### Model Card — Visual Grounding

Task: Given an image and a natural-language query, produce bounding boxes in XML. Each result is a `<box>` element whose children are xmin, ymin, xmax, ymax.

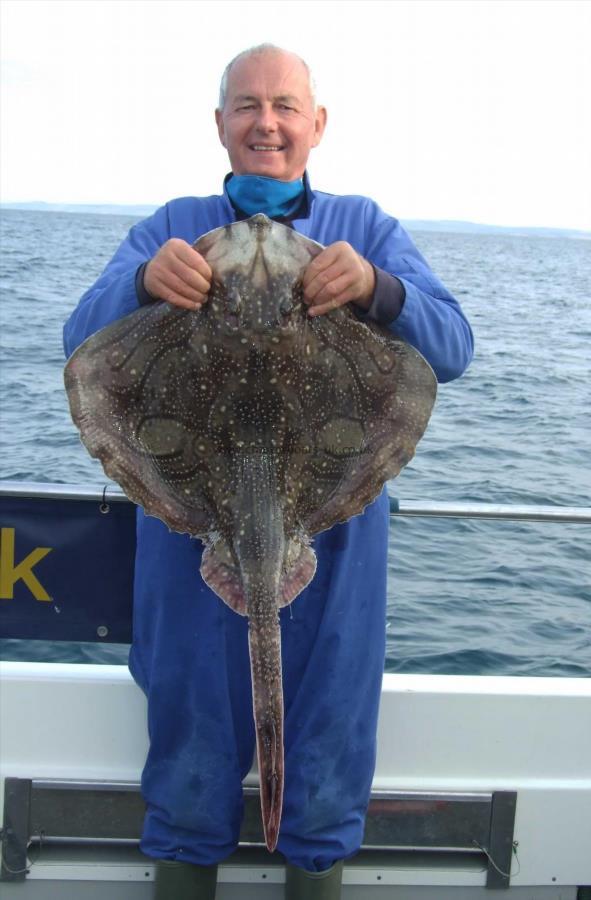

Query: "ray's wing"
<box><xmin>64</xmin><ymin>302</ymin><xmax>216</xmax><ymax>537</ymax></box>
<box><xmin>289</xmin><ymin>310</ymin><xmax>437</xmax><ymax>535</ymax></box>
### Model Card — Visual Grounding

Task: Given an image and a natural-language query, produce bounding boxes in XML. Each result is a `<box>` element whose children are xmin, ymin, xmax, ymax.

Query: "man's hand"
<box><xmin>144</xmin><ymin>239</ymin><xmax>212</xmax><ymax>310</ymax></box>
<box><xmin>302</xmin><ymin>241</ymin><xmax>375</xmax><ymax>316</ymax></box>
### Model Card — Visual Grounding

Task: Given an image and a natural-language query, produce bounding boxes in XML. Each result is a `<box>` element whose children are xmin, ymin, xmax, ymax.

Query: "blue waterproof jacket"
<box><xmin>63</xmin><ymin>178</ymin><xmax>473</xmax><ymax>871</ymax></box>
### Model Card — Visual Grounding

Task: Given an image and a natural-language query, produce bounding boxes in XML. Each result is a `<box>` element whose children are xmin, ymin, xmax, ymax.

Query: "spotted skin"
<box><xmin>64</xmin><ymin>214</ymin><xmax>437</xmax><ymax>851</ymax></box>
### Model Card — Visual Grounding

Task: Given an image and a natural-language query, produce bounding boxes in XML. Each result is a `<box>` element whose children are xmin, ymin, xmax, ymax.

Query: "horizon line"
<box><xmin>0</xmin><ymin>201</ymin><xmax>589</xmax><ymax>236</ymax></box>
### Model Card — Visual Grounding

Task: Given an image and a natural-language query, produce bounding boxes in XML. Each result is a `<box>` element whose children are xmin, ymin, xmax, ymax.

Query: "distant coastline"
<box><xmin>1</xmin><ymin>201</ymin><xmax>589</xmax><ymax>240</ymax></box>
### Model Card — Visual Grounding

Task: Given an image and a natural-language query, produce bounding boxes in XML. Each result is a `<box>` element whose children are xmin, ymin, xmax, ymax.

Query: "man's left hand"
<box><xmin>302</xmin><ymin>242</ymin><xmax>375</xmax><ymax>316</ymax></box>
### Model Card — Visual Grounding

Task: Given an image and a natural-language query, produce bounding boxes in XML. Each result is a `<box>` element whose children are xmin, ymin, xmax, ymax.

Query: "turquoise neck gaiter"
<box><xmin>226</xmin><ymin>174</ymin><xmax>305</xmax><ymax>218</ymax></box>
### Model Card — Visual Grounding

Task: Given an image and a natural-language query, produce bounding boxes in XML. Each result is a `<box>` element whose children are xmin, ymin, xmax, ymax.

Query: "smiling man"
<box><xmin>64</xmin><ymin>44</ymin><xmax>473</xmax><ymax>900</ymax></box>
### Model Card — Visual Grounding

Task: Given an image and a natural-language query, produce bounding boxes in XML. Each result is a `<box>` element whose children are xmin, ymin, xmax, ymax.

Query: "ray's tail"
<box><xmin>248</xmin><ymin>610</ymin><xmax>284</xmax><ymax>852</ymax></box>
<box><xmin>233</xmin><ymin>449</ymin><xmax>286</xmax><ymax>851</ymax></box>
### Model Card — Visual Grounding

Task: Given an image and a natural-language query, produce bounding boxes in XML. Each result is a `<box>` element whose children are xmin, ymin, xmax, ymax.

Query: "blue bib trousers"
<box><xmin>129</xmin><ymin>490</ymin><xmax>389</xmax><ymax>871</ymax></box>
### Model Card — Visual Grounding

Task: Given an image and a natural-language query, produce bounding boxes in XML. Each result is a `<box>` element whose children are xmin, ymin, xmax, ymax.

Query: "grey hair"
<box><xmin>217</xmin><ymin>43</ymin><xmax>317</xmax><ymax>110</ymax></box>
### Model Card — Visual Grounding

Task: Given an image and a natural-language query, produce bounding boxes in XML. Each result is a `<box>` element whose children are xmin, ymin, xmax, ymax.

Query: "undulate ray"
<box><xmin>64</xmin><ymin>214</ymin><xmax>437</xmax><ymax>850</ymax></box>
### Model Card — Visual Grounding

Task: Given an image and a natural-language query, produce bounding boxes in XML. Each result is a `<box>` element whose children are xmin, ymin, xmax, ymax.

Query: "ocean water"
<box><xmin>0</xmin><ymin>208</ymin><xmax>589</xmax><ymax>675</ymax></box>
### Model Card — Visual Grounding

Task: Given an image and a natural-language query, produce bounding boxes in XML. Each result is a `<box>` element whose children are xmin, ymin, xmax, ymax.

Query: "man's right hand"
<box><xmin>144</xmin><ymin>239</ymin><xmax>212</xmax><ymax>310</ymax></box>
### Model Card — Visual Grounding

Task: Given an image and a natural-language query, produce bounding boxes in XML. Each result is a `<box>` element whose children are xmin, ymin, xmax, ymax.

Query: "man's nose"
<box><xmin>255</xmin><ymin>104</ymin><xmax>278</xmax><ymax>131</ymax></box>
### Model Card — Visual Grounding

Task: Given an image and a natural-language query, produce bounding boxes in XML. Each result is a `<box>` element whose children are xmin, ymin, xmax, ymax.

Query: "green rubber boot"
<box><xmin>154</xmin><ymin>859</ymin><xmax>218</xmax><ymax>899</ymax></box>
<box><xmin>285</xmin><ymin>860</ymin><xmax>344</xmax><ymax>899</ymax></box>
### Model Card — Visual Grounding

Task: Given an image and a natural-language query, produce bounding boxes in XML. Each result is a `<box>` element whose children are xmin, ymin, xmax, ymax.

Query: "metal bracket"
<box><xmin>1</xmin><ymin>779</ymin><xmax>31</xmax><ymax>881</ymax></box>
<box><xmin>485</xmin><ymin>790</ymin><xmax>518</xmax><ymax>889</ymax></box>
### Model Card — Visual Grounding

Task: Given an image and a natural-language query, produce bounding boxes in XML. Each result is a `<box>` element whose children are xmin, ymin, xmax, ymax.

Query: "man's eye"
<box><xmin>237</xmin><ymin>104</ymin><xmax>255</xmax><ymax>111</ymax></box>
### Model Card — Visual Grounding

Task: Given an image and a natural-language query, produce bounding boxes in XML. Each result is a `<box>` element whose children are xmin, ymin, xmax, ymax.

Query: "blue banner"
<box><xmin>0</xmin><ymin>494</ymin><xmax>135</xmax><ymax>643</ymax></box>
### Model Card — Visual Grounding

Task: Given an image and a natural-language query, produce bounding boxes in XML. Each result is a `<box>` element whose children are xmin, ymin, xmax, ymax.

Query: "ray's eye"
<box><xmin>227</xmin><ymin>287</ymin><xmax>242</xmax><ymax>315</ymax></box>
<box><xmin>280</xmin><ymin>295</ymin><xmax>296</xmax><ymax>316</ymax></box>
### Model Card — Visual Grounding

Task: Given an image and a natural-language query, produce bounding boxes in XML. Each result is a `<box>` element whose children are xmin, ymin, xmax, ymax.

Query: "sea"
<box><xmin>0</xmin><ymin>208</ymin><xmax>589</xmax><ymax>676</ymax></box>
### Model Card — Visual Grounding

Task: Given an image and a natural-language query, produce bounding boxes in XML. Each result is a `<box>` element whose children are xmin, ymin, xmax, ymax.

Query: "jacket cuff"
<box><xmin>135</xmin><ymin>262</ymin><xmax>156</xmax><ymax>306</ymax></box>
<box><xmin>354</xmin><ymin>265</ymin><xmax>406</xmax><ymax>325</ymax></box>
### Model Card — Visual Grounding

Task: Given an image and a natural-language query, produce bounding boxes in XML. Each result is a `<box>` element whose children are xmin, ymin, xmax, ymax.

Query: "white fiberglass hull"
<box><xmin>1</xmin><ymin>661</ymin><xmax>590</xmax><ymax>898</ymax></box>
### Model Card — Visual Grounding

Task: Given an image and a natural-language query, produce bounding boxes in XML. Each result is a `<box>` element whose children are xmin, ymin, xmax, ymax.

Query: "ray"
<box><xmin>64</xmin><ymin>214</ymin><xmax>437</xmax><ymax>850</ymax></box>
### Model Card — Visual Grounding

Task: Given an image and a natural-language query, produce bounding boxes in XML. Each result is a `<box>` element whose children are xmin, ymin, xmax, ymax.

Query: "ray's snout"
<box><xmin>248</xmin><ymin>212</ymin><xmax>274</xmax><ymax>240</ymax></box>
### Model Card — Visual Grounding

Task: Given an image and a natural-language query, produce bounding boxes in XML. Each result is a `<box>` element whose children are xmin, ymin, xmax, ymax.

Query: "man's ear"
<box><xmin>215</xmin><ymin>109</ymin><xmax>226</xmax><ymax>147</ymax></box>
<box><xmin>312</xmin><ymin>106</ymin><xmax>328</xmax><ymax>148</ymax></box>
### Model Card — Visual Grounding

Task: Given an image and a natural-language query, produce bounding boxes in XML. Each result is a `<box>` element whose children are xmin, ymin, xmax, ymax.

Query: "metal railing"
<box><xmin>1</xmin><ymin>480</ymin><xmax>590</xmax><ymax>524</ymax></box>
<box><xmin>388</xmin><ymin>498</ymin><xmax>591</xmax><ymax>523</ymax></box>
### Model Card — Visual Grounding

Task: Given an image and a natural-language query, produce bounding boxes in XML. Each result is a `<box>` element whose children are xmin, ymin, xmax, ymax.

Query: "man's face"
<box><xmin>215</xmin><ymin>51</ymin><xmax>327</xmax><ymax>182</ymax></box>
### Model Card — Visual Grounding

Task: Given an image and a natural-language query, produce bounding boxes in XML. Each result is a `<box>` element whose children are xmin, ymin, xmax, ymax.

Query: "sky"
<box><xmin>1</xmin><ymin>0</ymin><xmax>590</xmax><ymax>230</ymax></box>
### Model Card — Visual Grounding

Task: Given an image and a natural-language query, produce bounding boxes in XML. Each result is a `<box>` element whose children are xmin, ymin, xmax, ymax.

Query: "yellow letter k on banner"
<box><xmin>0</xmin><ymin>527</ymin><xmax>53</xmax><ymax>601</ymax></box>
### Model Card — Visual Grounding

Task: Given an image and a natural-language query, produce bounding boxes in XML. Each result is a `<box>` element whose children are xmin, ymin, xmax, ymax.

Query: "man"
<box><xmin>64</xmin><ymin>44</ymin><xmax>473</xmax><ymax>900</ymax></box>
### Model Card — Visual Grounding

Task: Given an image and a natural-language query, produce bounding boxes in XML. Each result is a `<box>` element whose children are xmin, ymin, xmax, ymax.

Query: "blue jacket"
<box><xmin>63</xmin><ymin>180</ymin><xmax>474</xmax><ymax>869</ymax></box>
